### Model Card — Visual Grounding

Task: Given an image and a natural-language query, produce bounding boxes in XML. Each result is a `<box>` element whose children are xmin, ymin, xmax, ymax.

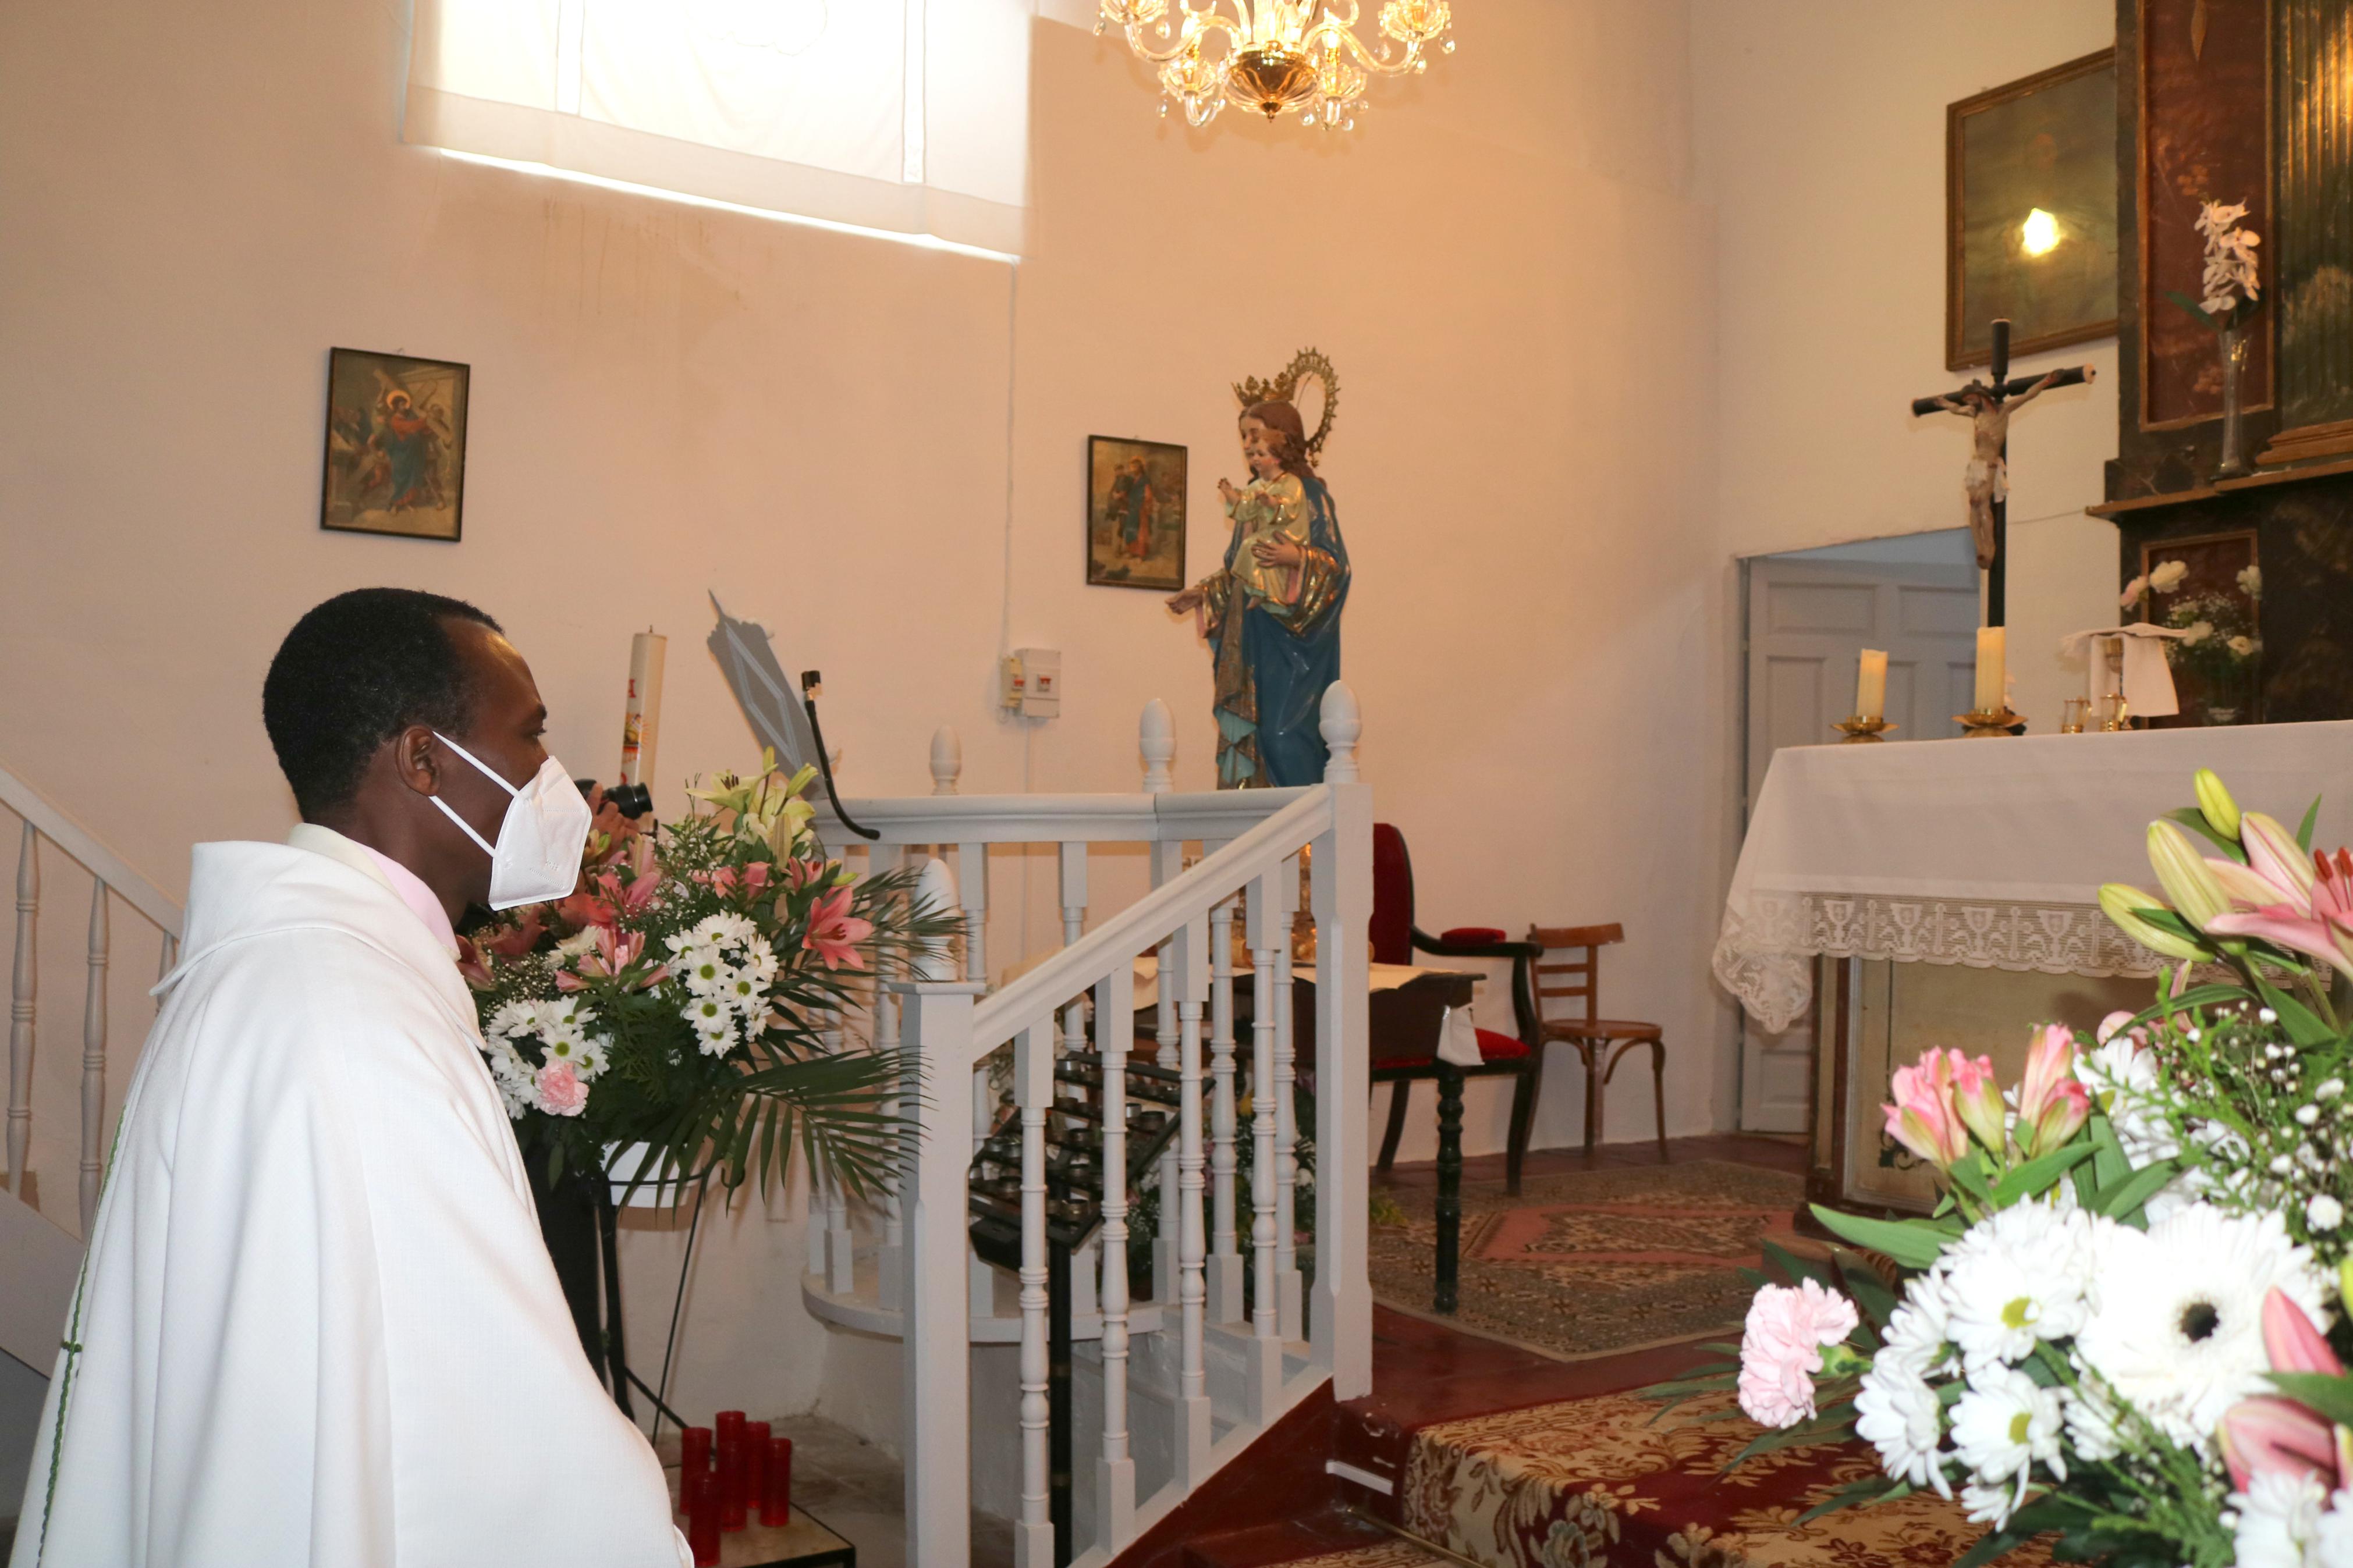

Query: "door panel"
<box><xmin>1737</xmin><ymin>550</ymin><xmax>1981</xmax><ymax>1133</ymax></box>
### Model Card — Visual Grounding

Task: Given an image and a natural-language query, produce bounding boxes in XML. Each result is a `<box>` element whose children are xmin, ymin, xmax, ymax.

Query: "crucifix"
<box><xmin>1910</xmin><ymin>318</ymin><xmax>2096</xmax><ymax>627</ymax></box>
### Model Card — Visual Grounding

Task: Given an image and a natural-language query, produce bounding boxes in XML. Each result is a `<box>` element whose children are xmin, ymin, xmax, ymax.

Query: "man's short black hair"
<box><xmin>262</xmin><ymin>588</ymin><xmax>503</xmax><ymax>820</ymax></box>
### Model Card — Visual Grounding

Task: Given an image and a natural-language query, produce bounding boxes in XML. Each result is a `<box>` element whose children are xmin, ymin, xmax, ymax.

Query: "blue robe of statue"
<box><xmin>1201</xmin><ymin>471</ymin><xmax>1350</xmax><ymax>788</ymax></box>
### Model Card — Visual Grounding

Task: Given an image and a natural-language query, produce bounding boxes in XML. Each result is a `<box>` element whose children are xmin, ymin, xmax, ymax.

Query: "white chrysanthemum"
<box><xmin>2312</xmin><ymin>1490</ymin><xmax>2353</xmax><ymax>1567</ymax></box>
<box><xmin>571</xmin><ymin>1034</ymin><xmax>610</xmax><ymax>1081</ymax></box>
<box><xmin>555</xmin><ymin>926</ymin><xmax>602</xmax><ymax>959</ymax></box>
<box><xmin>673</xmin><ymin>943</ymin><xmax>733</xmax><ymax>997</ymax></box>
<box><xmin>1878</xmin><ymin>1293</ymin><xmax>1958</xmax><ymax>1380</ymax></box>
<box><xmin>689</xmin><ymin>912</ymin><xmax>761</xmax><ymax>952</ymax></box>
<box><xmin>1854</xmin><ymin>1360</ymin><xmax>1950</xmax><ymax>1497</ymax></box>
<box><xmin>1938</xmin><ymin>1203</ymin><xmax>2095</xmax><ymax>1373</ymax></box>
<box><xmin>535</xmin><ymin>995</ymin><xmax>592</xmax><ymax>1040</ymax></box>
<box><xmin>1959</xmin><ymin>1478</ymin><xmax>2022</xmax><ymax>1530</ymax></box>
<box><xmin>477</xmin><ymin>1035</ymin><xmax>537</xmax><ymax>1118</ymax></box>
<box><xmin>2074</xmin><ymin>1205</ymin><xmax>2331</xmax><ymax>1448</ymax></box>
<box><xmin>1951</xmin><ymin>1366</ymin><xmax>2065</xmax><ymax>1495</ymax></box>
<box><xmin>487</xmin><ymin>999</ymin><xmax>540</xmax><ymax>1041</ymax></box>
<box><xmin>2060</xmin><ymin>1373</ymin><xmax>2124</xmax><ymax>1463</ymax></box>
<box><xmin>2231</xmin><ymin>1470</ymin><xmax>2327</xmax><ymax>1568</ymax></box>
<box><xmin>2075</xmin><ymin>1034</ymin><xmax>2179</xmax><ymax>1166</ymax></box>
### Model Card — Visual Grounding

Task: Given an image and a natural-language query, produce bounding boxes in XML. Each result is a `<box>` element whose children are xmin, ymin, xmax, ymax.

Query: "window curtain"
<box><xmin>405</xmin><ymin>0</ymin><xmax>1030</xmax><ymax>257</ymax></box>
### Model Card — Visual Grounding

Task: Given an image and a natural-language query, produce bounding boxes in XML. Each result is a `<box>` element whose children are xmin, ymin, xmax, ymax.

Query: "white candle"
<box><xmin>1855</xmin><ymin>649</ymin><xmax>1888</xmax><ymax>721</ymax></box>
<box><xmin>1974</xmin><ymin>626</ymin><xmax>2006</xmax><ymax>714</ymax></box>
<box><xmin>620</xmin><ymin>630</ymin><xmax>667</xmax><ymax>787</ymax></box>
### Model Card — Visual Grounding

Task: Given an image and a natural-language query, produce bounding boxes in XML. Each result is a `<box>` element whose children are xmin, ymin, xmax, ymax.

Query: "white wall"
<box><xmin>2</xmin><ymin>1</ymin><xmax>1724</xmax><ymax>1434</ymax></box>
<box><xmin>1693</xmin><ymin>0</ymin><xmax>2123</xmax><ymax>740</ymax></box>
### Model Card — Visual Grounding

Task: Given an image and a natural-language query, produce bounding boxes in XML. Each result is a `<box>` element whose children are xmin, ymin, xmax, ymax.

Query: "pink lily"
<box><xmin>455</xmin><ymin>934</ymin><xmax>496</xmax><ymax>991</ymax></box>
<box><xmin>2265</xmin><ymin>1286</ymin><xmax>2344</xmax><ymax>1377</ymax></box>
<box><xmin>801</xmin><ymin>884</ymin><xmax>874</xmax><ymax>972</ymax></box>
<box><xmin>2221</xmin><ymin>1396</ymin><xmax>2344</xmax><ymax>1491</ymax></box>
<box><xmin>1948</xmin><ymin>1052</ymin><xmax>2007</xmax><ymax>1154</ymax></box>
<box><xmin>558</xmin><ymin>926</ymin><xmax>660</xmax><ymax>992</ymax></box>
<box><xmin>2221</xmin><ymin>1288</ymin><xmax>2353</xmax><ymax>1491</ymax></box>
<box><xmin>786</xmin><ymin>855</ymin><xmax>836</xmax><ymax>893</ymax></box>
<box><xmin>2205</xmin><ymin>843</ymin><xmax>2353</xmax><ymax>982</ymax></box>
<box><xmin>1883</xmin><ymin>1048</ymin><xmax>1969</xmax><ymax>1169</ymax></box>
<box><xmin>2017</xmin><ymin>1023</ymin><xmax>2091</xmax><ymax>1157</ymax></box>
<box><xmin>481</xmin><ymin>909</ymin><xmax>546</xmax><ymax>958</ymax></box>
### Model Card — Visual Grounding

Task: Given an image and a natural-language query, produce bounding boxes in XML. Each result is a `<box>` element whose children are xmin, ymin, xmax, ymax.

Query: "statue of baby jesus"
<box><xmin>1218</xmin><ymin>427</ymin><xmax>1310</xmax><ymax>607</ymax></box>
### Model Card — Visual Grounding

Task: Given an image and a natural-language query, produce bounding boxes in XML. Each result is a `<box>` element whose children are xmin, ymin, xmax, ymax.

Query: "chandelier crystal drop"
<box><xmin>1095</xmin><ymin>1</ymin><xmax>1454</xmax><ymax>131</ymax></box>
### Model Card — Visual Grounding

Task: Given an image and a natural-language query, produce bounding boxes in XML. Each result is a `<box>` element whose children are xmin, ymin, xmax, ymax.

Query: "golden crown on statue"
<box><xmin>1232</xmin><ymin>346</ymin><xmax>1340</xmax><ymax>460</ymax></box>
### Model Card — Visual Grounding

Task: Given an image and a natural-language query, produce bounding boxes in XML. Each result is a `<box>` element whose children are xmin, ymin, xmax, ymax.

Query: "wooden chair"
<box><xmin>1368</xmin><ymin>823</ymin><xmax>1546</xmax><ymax>1194</ymax></box>
<box><xmin>1528</xmin><ymin>923</ymin><xmax>1666</xmax><ymax>1157</ymax></box>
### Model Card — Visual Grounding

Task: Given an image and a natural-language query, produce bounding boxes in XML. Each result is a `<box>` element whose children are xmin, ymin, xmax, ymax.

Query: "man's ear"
<box><xmin>390</xmin><ymin>724</ymin><xmax>442</xmax><ymax>798</ymax></box>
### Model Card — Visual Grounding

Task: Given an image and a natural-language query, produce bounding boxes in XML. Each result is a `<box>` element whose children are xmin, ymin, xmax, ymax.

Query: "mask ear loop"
<box><xmin>428</xmin><ymin>732</ymin><xmax>518</xmax><ymax>857</ymax></box>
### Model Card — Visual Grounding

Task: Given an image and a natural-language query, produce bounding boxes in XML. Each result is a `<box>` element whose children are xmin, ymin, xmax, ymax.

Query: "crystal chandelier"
<box><xmin>1095</xmin><ymin>1</ymin><xmax>1454</xmax><ymax>131</ymax></box>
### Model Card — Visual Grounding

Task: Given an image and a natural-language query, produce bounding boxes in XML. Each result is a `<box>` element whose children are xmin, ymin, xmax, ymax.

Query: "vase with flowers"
<box><xmin>2166</xmin><ymin>198</ymin><xmax>2263</xmax><ymax>480</ymax></box>
<box><xmin>1656</xmin><ymin>767</ymin><xmax>2353</xmax><ymax>1566</ymax></box>
<box><xmin>458</xmin><ymin>754</ymin><xmax>959</xmax><ymax>1400</ymax></box>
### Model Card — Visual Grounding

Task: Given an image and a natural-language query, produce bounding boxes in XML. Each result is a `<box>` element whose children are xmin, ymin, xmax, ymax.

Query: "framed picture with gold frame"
<box><xmin>1085</xmin><ymin>435</ymin><xmax>1188</xmax><ymax>592</ymax></box>
<box><xmin>1946</xmin><ymin>49</ymin><xmax>2120</xmax><ymax>370</ymax></box>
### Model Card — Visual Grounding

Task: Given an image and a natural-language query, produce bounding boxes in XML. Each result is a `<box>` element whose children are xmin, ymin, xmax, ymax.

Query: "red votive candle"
<box><xmin>716</xmin><ymin>1444</ymin><xmax>746</xmax><ymax>1531</ymax></box>
<box><xmin>760</xmin><ymin>1437</ymin><xmax>793</xmax><ymax>1526</ymax></box>
<box><xmin>684</xmin><ymin>1471</ymin><xmax>722</xmax><ymax>1566</ymax></box>
<box><xmin>714</xmin><ymin>1411</ymin><xmax>747</xmax><ymax>1531</ymax></box>
<box><xmin>682</xmin><ymin>1425</ymin><xmax>713</xmax><ymax>1480</ymax></box>
<box><xmin>743</xmin><ymin>1421</ymin><xmax>771</xmax><ymax>1512</ymax></box>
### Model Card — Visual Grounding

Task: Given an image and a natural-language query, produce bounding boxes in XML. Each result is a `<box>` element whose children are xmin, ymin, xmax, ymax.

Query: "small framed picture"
<box><xmin>320</xmin><ymin>347</ymin><xmax>470</xmax><ymax>542</ymax></box>
<box><xmin>1085</xmin><ymin>436</ymin><xmax>1187</xmax><ymax>592</ymax></box>
<box><xmin>1946</xmin><ymin>49</ymin><xmax>2119</xmax><ymax>369</ymax></box>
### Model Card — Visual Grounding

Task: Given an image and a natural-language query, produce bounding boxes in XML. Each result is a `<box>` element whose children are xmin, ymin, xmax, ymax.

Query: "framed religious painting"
<box><xmin>1946</xmin><ymin>50</ymin><xmax>2120</xmax><ymax>369</ymax></box>
<box><xmin>2133</xmin><ymin>529</ymin><xmax>2262</xmax><ymax>726</ymax></box>
<box><xmin>320</xmin><ymin>347</ymin><xmax>470</xmax><ymax>542</ymax></box>
<box><xmin>1085</xmin><ymin>436</ymin><xmax>1187</xmax><ymax>592</ymax></box>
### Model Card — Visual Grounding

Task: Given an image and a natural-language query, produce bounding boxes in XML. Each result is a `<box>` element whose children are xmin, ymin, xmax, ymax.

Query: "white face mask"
<box><xmin>428</xmin><ymin>733</ymin><xmax>594</xmax><ymax>911</ymax></box>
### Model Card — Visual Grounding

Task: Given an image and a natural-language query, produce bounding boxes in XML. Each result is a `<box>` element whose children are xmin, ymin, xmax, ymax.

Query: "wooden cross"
<box><xmin>1910</xmin><ymin>318</ymin><xmax>2096</xmax><ymax>627</ymax></box>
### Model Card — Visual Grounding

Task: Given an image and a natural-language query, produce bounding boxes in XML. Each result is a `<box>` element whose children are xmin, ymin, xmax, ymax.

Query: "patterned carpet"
<box><xmin>1400</xmin><ymin>1389</ymin><xmax>2050</xmax><ymax>1568</ymax></box>
<box><xmin>1368</xmin><ymin>1161</ymin><xmax>1808</xmax><ymax>1360</ymax></box>
<box><xmin>1280</xmin><ymin>1544</ymin><xmax>1454</xmax><ymax>1568</ymax></box>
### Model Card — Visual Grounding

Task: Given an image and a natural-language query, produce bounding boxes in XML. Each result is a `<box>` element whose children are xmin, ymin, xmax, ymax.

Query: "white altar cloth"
<box><xmin>1713</xmin><ymin>720</ymin><xmax>2353</xmax><ymax>1032</ymax></box>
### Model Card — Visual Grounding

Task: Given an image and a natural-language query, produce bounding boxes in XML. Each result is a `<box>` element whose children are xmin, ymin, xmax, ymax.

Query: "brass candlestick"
<box><xmin>1832</xmin><ymin>715</ymin><xmax>1896</xmax><ymax>744</ymax></box>
<box><xmin>1955</xmin><ymin>705</ymin><xmax>2025</xmax><ymax>738</ymax></box>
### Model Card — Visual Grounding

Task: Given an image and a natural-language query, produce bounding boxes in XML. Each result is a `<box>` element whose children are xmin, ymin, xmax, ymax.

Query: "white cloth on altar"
<box><xmin>2060</xmin><ymin>623</ymin><xmax>2190</xmax><ymax>717</ymax></box>
<box><xmin>9</xmin><ymin>839</ymin><xmax>688</xmax><ymax>1568</ymax></box>
<box><xmin>1713</xmin><ymin>720</ymin><xmax>2353</xmax><ymax>1033</ymax></box>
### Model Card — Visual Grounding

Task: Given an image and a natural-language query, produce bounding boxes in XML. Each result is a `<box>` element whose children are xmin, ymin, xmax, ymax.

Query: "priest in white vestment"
<box><xmin>11</xmin><ymin>589</ymin><xmax>688</xmax><ymax>1567</ymax></box>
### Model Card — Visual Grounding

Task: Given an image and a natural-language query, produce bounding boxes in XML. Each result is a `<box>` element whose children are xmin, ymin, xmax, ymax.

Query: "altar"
<box><xmin>1715</xmin><ymin>720</ymin><xmax>2353</xmax><ymax>1213</ymax></box>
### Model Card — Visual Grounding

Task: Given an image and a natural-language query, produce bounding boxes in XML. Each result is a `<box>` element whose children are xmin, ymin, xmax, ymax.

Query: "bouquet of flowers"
<box><xmin>2169</xmin><ymin>200</ymin><xmax>2263</xmax><ymax>333</ymax></box>
<box><xmin>1662</xmin><ymin>769</ymin><xmax>2353</xmax><ymax>1567</ymax></box>
<box><xmin>459</xmin><ymin>753</ymin><xmax>960</xmax><ymax>1199</ymax></box>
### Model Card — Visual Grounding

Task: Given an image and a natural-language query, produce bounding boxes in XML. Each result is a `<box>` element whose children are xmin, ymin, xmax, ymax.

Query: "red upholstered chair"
<box><xmin>1368</xmin><ymin>823</ymin><xmax>1546</xmax><ymax>1194</ymax></box>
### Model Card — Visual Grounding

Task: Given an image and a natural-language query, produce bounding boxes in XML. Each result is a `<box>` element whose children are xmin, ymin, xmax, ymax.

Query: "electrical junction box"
<box><xmin>1002</xmin><ymin>648</ymin><xmax>1062</xmax><ymax>717</ymax></box>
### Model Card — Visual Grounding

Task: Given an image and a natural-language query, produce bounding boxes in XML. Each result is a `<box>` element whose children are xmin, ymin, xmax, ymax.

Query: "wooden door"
<box><xmin>1736</xmin><ymin>553</ymin><xmax>1980</xmax><ymax>1132</ymax></box>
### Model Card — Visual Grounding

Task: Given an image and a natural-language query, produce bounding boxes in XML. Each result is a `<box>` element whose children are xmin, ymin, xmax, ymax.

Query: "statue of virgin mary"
<box><xmin>1168</xmin><ymin>358</ymin><xmax>1350</xmax><ymax>788</ymax></box>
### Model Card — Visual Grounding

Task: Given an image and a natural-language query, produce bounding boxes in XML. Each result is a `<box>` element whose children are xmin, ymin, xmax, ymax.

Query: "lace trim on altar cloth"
<box><xmin>1710</xmin><ymin>893</ymin><xmax>2172</xmax><ymax>1033</ymax></box>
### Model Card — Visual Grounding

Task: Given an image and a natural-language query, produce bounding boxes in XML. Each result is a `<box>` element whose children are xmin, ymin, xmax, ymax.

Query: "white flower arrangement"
<box><xmin>2196</xmin><ymin>200</ymin><xmax>2262</xmax><ymax>321</ymax></box>
<box><xmin>1658</xmin><ymin>768</ymin><xmax>2353</xmax><ymax>1568</ymax></box>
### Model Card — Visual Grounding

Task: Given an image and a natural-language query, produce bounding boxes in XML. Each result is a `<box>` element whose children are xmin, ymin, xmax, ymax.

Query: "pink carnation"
<box><xmin>535</xmin><ymin>1059</ymin><xmax>588</xmax><ymax>1117</ymax></box>
<box><xmin>1737</xmin><ymin>1279</ymin><xmax>1859</xmax><ymax>1430</ymax></box>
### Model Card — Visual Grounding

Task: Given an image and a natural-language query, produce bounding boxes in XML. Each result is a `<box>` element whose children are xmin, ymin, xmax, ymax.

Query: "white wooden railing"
<box><xmin>810</xmin><ymin>684</ymin><xmax>1372</xmax><ymax>1568</ymax></box>
<box><xmin>1</xmin><ymin>767</ymin><xmax>183</xmax><ymax>1238</ymax></box>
